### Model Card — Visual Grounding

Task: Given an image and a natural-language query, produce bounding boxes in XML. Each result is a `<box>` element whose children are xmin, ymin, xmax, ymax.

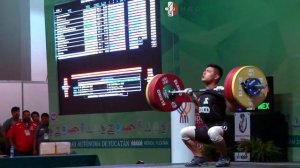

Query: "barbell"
<box><xmin>145</xmin><ymin>65</ymin><xmax>269</xmax><ymax>112</ymax></box>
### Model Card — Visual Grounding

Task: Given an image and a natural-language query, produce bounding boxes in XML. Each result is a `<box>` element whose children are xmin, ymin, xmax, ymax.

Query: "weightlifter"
<box><xmin>180</xmin><ymin>64</ymin><xmax>232</xmax><ymax>167</ymax></box>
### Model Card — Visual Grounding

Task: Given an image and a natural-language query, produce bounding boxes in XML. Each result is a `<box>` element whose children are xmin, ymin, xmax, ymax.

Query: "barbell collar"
<box><xmin>253</xmin><ymin>84</ymin><xmax>268</xmax><ymax>89</ymax></box>
<box><xmin>241</xmin><ymin>82</ymin><xmax>268</xmax><ymax>89</ymax></box>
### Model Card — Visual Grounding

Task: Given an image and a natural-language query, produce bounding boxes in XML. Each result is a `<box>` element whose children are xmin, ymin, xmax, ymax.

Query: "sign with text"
<box><xmin>234</xmin><ymin>152</ymin><xmax>251</xmax><ymax>161</ymax></box>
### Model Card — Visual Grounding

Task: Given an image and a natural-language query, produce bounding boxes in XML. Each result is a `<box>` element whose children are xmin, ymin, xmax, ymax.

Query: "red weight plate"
<box><xmin>146</xmin><ymin>73</ymin><xmax>189</xmax><ymax>112</ymax></box>
<box><xmin>145</xmin><ymin>74</ymin><xmax>163</xmax><ymax>109</ymax></box>
<box><xmin>146</xmin><ymin>74</ymin><xmax>167</xmax><ymax>110</ymax></box>
<box><xmin>148</xmin><ymin>73</ymin><xmax>182</xmax><ymax>112</ymax></box>
<box><xmin>146</xmin><ymin>74</ymin><xmax>168</xmax><ymax>111</ymax></box>
<box><xmin>224</xmin><ymin>66</ymin><xmax>243</xmax><ymax>107</ymax></box>
<box><xmin>148</xmin><ymin>74</ymin><xmax>168</xmax><ymax>110</ymax></box>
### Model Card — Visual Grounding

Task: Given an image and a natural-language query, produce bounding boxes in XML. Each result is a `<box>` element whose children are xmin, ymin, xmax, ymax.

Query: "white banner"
<box><xmin>171</xmin><ymin>102</ymin><xmax>195</xmax><ymax>163</ymax></box>
<box><xmin>234</xmin><ymin>112</ymin><xmax>251</xmax><ymax>141</ymax></box>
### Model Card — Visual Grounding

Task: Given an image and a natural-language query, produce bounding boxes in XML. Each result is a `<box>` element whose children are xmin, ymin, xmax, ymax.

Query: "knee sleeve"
<box><xmin>207</xmin><ymin>126</ymin><xmax>224</xmax><ymax>143</ymax></box>
<box><xmin>180</xmin><ymin>126</ymin><xmax>196</xmax><ymax>141</ymax></box>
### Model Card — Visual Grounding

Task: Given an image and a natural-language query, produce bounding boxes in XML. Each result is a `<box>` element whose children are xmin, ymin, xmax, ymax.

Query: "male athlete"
<box><xmin>181</xmin><ymin>64</ymin><xmax>231</xmax><ymax>167</ymax></box>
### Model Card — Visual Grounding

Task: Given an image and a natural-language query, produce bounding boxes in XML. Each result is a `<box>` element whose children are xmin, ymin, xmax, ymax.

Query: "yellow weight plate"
<box><xmin>231</xmin><ymin>66</ymin><xmax>268</xmax><ymax>108</ymax></box>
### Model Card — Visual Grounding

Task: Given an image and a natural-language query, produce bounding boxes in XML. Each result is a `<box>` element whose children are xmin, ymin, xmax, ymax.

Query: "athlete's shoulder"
<box><xmin>203</xmin><ymin>89</ymin><xmax>223</xmax><ymax>98</ymax></box>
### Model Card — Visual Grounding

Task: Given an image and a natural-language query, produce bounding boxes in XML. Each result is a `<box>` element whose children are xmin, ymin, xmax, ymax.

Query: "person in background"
<box><xmin>31</xmin><ymin>111</ymin><xmax>40</xmax><ymax>125</ymax></box>
<box><xmin>33</xmin><ymin>113</ymin><xmax>50</xmax><ymax>155</ymax></box>
<box><xmin>2</xmin><ymin>106</ymin><xmax>21</xmax><ymax>155</ymax></box>
<box><xmin>0</xmin><ymin>123</ymin><xmax>5</xmax><ymax>154</ymax></box>
<box><xmin>0</xmin><ymin>123</ymin><xmax>3</xmax><ymax>135</ymax></box>
<box><xmin>3</xmin><ymin>107</ymin><xmax>21</xmax><ymax>135</ymax></box>
<box><xmin>7</xmin><ymin>110</ymin><xmax>38</xmax><ymax>156</ymax></box>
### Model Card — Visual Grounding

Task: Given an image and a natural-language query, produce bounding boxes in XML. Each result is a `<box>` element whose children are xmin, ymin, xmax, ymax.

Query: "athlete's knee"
<box><xmin>180</xmin><ymin>126</ymin><xmax>195</xmax><ymax>141</ymax></box>
<box><xmin>207</xmin><ymin>126</ymin><xmax>224</xmax><ymax>143</ymax></box>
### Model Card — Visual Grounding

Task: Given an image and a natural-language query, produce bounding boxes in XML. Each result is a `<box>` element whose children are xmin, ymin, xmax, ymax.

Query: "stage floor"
<box><xmin>68</xmin><ymin>162</ymin><xmax>300</xmax><ymax>168</ymax></box>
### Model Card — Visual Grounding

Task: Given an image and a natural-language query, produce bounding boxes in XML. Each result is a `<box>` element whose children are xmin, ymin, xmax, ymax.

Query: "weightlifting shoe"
<box><xmin>185</xmin><ymin>156</ymin><xmax>208</xmax><ymax>167</ymax></box>
<box><xmin>215</xmin><ymin>156</ymin><xmax>230</xmax><ymax>167</ymax></box>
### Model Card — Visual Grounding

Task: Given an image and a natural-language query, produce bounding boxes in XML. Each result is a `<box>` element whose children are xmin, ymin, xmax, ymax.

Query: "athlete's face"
<box><xmin>201</xmin><ymin>67</ymin><xmax>219</xmax><ymax>84</ymax></box>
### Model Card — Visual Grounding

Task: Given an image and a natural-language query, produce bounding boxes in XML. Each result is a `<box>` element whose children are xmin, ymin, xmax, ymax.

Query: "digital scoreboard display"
<box><xmin>54</xmin><ymin>0</ymin><xmax>161</xmax><ymax>115</ymax></box>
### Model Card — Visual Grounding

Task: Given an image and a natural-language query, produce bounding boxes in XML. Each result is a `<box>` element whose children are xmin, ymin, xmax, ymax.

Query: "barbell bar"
<box><xmin>168</xmin><ymin>86</ymin><xmax>225</xmax><ymax>95</ymax></box>
<box><xmin>145</xmin><ymin>65</ymin><xmax>269</xmax><ymax>112</ymax></box>
<box><xmin>169</xmin><ymin>81</ymin><xmax>267</xmax><ymax>96</ymax></box>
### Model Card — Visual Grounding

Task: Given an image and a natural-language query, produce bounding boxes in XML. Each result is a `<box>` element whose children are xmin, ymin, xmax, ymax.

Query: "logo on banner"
<box><xmin>176</xmin><ymin>102</ymin><xmax>191</xmax><ymax>123</ymax></box>
<box><xmin>165</xmin><ymin>1</ymin><xmax>178</xmax><ymax>17</ymax></box>
<box><xmin>235</xmin><ymin>112</ymin><xmax>251</xmax><ymax>141</ymax></box>
<box><xmin>238</xmin><ymin>113</ymin><xmax>247</xmax><ymax>133</ymax></box>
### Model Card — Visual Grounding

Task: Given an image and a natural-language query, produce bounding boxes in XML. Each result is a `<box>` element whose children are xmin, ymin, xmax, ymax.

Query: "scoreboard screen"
<box><xmin>54</xmin><ymin>0</ymin><xmax>161</xmax><ymax>115</ymax></box>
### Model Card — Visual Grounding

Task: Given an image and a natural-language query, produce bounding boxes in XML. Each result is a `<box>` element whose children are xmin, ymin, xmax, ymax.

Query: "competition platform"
<box><xmin>1</xmin><ymin>154</ymin><xmax>300</xmax><ymax>168</ymax></box>
<box><xmin>68</xmin><ymin>162</ymin><xmax>300</xmax><ymax>168</ymax></box>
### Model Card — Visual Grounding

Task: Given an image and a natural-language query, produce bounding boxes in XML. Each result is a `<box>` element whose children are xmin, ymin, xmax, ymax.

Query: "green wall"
<box><xmin>45</xmin><ymin>0</ymin><xmax>300</xmax><ymax>164</ymax></box>
<box><xmin>160</xmin><ymin>0</ymin><xmax>300</xmax><ymax>161</ymax></box>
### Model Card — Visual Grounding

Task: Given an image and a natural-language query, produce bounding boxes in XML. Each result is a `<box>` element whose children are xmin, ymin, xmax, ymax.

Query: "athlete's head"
<box><xmin>201</xmin><ymin>64</ymin><xmax>223</xmax><ymax>85</ymax></box>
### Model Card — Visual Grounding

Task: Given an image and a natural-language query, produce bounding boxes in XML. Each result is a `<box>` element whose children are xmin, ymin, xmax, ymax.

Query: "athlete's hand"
<box><xmin>183</xmin><ymin>88</ymin><xmax>193</xmax><ymax>96</ymax></box>
<box><xmin>214</xmin><ymin>86</ymin><xmax>224</xmax><ymax>91</ymax></box>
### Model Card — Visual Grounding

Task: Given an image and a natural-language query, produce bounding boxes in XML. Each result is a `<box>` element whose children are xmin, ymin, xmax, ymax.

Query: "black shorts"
<box><xmin>195</xmin><ymin>126</ymin><xmax>212</xmax><ymax>144</ymax></box>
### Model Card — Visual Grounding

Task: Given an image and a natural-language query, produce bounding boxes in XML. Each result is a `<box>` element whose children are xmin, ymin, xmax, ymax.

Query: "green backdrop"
<box><xmin>45</xmin><ymin>0</ymin><xmax>300</xmax><ymax>164</ymax></box>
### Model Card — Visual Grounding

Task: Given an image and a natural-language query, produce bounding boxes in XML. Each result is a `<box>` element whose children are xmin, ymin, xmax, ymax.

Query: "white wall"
<box><xmin>0</xmin><ymin>0</ymin><xmax>48</xmax><ymax>124</ymax></box>
<box><xmin>0</xmin><ymin>82</ymin><xmax>22</xmax><ymax>124</ymax></box>
<box><xmin>0</xmin><ymin>81</ymin><xmax>49</xmax><ymax>124</ymax></box>
<box><xmin>30</xmin><ymin>0</ymin><xmax>47</xmax><ymax>81</ymax></box>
